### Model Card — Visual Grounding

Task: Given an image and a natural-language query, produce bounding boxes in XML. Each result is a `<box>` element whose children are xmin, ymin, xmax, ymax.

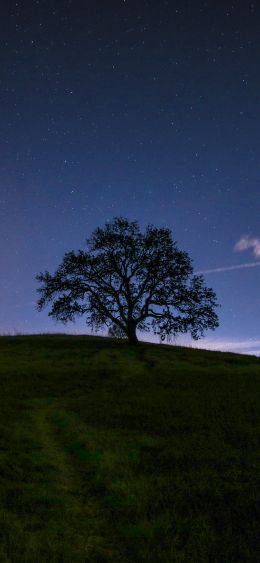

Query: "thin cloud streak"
<box><xmin>195</xmin><ymin>262</ymin><xmax>260</xmax><ymax>275</ymax></box>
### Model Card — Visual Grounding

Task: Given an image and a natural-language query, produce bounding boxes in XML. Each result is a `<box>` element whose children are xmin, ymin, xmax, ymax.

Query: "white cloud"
<box><xmin>234</xmin><ymin>235</ymin><xmax>260</xmax><ymax>257</ymax></box>
<box><xmin>195</xmin><ymin>236</ymin><xmax>260</xmax><ymax>275</ymax></box>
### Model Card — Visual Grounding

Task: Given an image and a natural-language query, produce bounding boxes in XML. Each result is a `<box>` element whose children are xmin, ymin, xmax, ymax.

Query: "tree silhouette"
<box><xmin>36</xmin><ymin>216</ymin><xmax>219</xmax><ymax>344</ymax></box>
<box><xmin>107</xmin><ymin>323</ymin><xmax>127</xmax><ymax>339</ymax></box>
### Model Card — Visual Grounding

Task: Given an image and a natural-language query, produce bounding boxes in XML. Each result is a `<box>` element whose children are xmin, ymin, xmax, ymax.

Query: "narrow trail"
<box><xmin>12</xmin><ymin>397</ymin><xmax>124</xmax><ymax>562</ymax></box>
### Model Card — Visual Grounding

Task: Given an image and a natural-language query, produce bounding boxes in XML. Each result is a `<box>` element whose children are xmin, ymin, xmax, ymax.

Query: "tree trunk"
<box><xmin>127</xmin><ymin>322</ymin><xmax>139</xmax><ymax>345</ymax></box>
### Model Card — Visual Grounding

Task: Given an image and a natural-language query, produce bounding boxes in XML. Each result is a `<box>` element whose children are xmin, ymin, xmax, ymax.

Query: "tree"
<box><xmin>36</xmin><ymin>216</ymin><xmax>219</xmax><ymax>345</ymax></box>
<box><xmin>107</xmin><ymin>323</ymin><xmax>127</xmax><ymax>339</ymax></box>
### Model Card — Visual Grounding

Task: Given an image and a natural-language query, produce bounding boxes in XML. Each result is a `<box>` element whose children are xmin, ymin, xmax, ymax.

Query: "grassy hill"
<box><xmin>0</xmin><ymin>334</ymin><xmax>260</xmax><ymax>562</ymax></box>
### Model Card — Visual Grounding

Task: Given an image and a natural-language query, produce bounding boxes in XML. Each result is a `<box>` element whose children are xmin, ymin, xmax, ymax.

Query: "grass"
<box><xmin>0</xmin><ymin>334</ymin><xmax>260</xmax><ymax>562</ymax></box>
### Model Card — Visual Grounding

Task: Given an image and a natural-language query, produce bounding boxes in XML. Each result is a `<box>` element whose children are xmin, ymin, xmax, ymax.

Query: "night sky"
<box><xmin>1</xmin><ymin>1</ymin><xmax>260</xmax><ymax>355</ymax></box>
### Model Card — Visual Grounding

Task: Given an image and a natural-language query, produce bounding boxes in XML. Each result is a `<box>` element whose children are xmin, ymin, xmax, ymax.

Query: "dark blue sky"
<box><xmin>1</xmin><ymin>1</ymin><xmax>260</xmax><ymax>354</ymax></box>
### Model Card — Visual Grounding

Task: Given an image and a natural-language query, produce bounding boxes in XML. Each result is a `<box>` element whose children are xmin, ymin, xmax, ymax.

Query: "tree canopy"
<box><xmin>36</xmin><ymin>216</ymin><xmax>219</xmax><ymax>344</ymax></box>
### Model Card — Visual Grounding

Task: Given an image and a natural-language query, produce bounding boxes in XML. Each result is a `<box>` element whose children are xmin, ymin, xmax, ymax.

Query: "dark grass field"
<box><xmin>0</xmin><ymin>334</ymin><xmax>260</xmax><ymax>562</ymax></box>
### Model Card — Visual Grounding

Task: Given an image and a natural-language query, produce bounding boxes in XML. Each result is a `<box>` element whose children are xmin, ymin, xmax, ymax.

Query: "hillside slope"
<box><xmin>0</xmin><ymin>335</ymin><xmax>259</xmax><ymax>562</ymax></box>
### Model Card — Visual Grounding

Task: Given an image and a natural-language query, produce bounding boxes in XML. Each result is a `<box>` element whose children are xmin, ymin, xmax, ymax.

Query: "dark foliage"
<box><xmin>36</xmin><ymin>216</ymin><xmax>219</xmax><ymax>344</ymax></box>
<box><xmin>107</xmin><ymin>323</ymin><xmax>127</xmax><ymax>339</ymax></box>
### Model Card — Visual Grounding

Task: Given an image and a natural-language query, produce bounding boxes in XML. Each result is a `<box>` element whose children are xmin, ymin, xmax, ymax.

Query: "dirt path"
<box><xmin>3</xmin><ymin>397</ymin><xmax>124</xmax><ymax>562</ymax></box>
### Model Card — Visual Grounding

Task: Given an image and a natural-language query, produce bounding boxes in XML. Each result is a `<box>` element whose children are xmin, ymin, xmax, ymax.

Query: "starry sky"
<box><xmin>1</xmin><ymin>1</ymin><xmax>260</xmax><ymax>355</ymax></box>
